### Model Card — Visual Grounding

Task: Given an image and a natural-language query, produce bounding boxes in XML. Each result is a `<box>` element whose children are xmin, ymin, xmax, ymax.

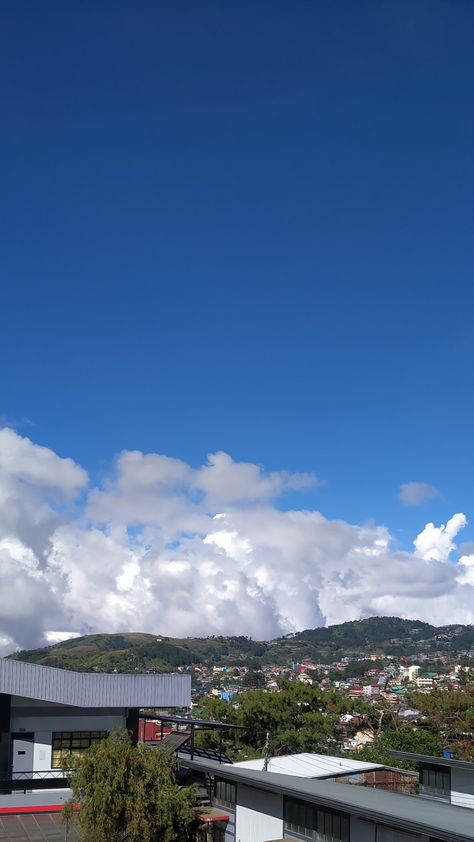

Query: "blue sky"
<box><xmin>2</xmin><ymin>0</ymin><xmax>474</xmax><ymax>552</ymax></box>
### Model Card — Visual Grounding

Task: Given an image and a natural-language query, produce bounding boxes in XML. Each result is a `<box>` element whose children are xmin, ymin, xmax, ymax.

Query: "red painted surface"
<box><xmin>0</xmin><ymin>803</ymin><xmax>80</xmax><ymax>815</ymax></box>
<box><xmin>138</xmin><ymin>719</ymin><xmax>172</xmax><ymax>742</ymax></box>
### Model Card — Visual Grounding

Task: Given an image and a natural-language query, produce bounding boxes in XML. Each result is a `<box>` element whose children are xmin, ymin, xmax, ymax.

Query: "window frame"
<box><xmin>51</xmin><ymin>731</ymin><xmax>108</xmax><ymax>768</ymax></box>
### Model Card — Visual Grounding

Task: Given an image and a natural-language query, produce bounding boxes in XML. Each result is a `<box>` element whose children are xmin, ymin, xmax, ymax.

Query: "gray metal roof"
<box><xmin>0</xmin><ymin>658</ymin><xmax>190</xmax><ymax>708</ymax></box>
<box><xmin>389</xmin><ymin>750</ymin><xmax>474</xmax><ymax>771</ymax></box>
<box><xmin>180</xmin><ymin>757</ymin><xmax>474</xmax><ymax>842</ymax></box>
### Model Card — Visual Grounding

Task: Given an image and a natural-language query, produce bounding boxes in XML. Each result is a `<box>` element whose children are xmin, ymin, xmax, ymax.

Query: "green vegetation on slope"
<box><xmin>8</xmin><ymin>617</ymin><xmax>474</xmax><ymax>673</ymax></box>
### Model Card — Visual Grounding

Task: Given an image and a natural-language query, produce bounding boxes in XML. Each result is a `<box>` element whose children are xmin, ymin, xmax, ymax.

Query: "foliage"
<box><xmin>241</xmin><ymin>670</ymin><xmax>266</xmax><ymax>688</ymax></box>
<box><xmin>407</xmin><ymin>687</ymin><xmax>474</xmax><ymax>759</ymax></box>
<box><xmin>63</xmin><ymin>731</ymin><xmax>196</xmax><ymax>842</ymax></box>
<box><xmin>355</xmin><ymin>728</ymin><xmax>443</xmax><ymax>769</ymax></box>
<box><xmin>200</xmin><ymin>682</ymin><xmax>374</xmax><ymax>759</ymax></box>
<box><xmin>8</xmin><ymin>618</ymin><xmax>474</xmax><ymax>672</ymax></box>
<box><xmin>200</xmin><ymin>682</ymin><xmax>474</xmax><ymax>764</ymax></box>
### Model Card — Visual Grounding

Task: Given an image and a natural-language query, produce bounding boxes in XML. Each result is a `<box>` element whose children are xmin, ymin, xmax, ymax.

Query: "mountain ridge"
<box><xmin>7</xmin><ymin>617</ymin><xmax>474</xmax><ymax>673</ymax></box>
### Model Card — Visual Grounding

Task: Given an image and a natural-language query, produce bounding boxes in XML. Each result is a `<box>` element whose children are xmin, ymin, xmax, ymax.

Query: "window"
<box><xmin>284</xmin><ymin>798</ymin><xmax>349</xmax><ymax>841</ymax></box>
<box><xmin>285</xmin><ymin>797</ymin><xmax>316</xmax><ymax>837</ymax></box>
<box><xmin>52</xmin><ymin>731</ymin><xmax>108</xmax><ymax>768</ymax></box>
<box><xmin>419</xmin><ymin>763</ymin><xmax>451</xmax><ymax>802</ymax></box>
<box><xmin>214</xmin><ymin>778</ymin><xmax>236</xmax><ymax>809</ymax></box>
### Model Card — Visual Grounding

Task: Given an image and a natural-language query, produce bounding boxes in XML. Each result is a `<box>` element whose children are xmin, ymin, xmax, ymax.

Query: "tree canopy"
<box><xmin>64</xmin><ymin>731</ymin><xmax>196</xmax><ymax>842</ymax></box>
<box><xmin>198</xmin><ymin>681</ymin><xmax>474</xmax><ymax>763</ymax></box>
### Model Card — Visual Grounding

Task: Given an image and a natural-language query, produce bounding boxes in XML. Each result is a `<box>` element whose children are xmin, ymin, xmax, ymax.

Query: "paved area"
<box><xmin>0</xmin><ymin>814</ymin><xmax>79</xmax><ymax>841</ymax></box>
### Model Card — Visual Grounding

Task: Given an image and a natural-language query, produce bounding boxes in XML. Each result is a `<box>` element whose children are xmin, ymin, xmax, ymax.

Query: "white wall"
<box><xmin>10</xmin><ymin>712</ymin><xmax>126</xmax><ymax>774</ymax></box>
<box><xmin>235</xmin><ymin>784</ymin><xmax>283</xmax><ymax>842</ymax></box>
<box><xmin>32</xmin><ymin>731</ymin><xmax>53</xmax><ymax>776</ymax></box>
<box><xmin>451</xmin><ymin>767</ymin><xmax>474</xmax><ymax>809</ymax></box>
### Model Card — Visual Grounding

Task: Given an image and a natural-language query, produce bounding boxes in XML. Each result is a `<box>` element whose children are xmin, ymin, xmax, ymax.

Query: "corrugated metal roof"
<box><xmin>232</xmin><ymin>752</ymin><xmax>384</xmax><ymax>778</ymax></box>
<box><xmin>180</xmin><ymin>757</ymin><xmax>474</xmax><ymax>842</ymax></box>
<box><xmin>0</xmin><ymin>658</ymin><xmax>190</xmax><ymax>708</ymax></box>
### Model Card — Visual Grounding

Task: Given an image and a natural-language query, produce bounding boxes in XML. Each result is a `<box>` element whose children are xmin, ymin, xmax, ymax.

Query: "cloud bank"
<box><xmin>0</xmin><ymin>428</ymin><xmax>473</xmax><ymax>656</ymax></box>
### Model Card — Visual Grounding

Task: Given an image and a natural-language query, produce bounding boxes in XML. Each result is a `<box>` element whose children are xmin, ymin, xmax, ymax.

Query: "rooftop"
<box><xmin>180</xmin><ymin>756</ymin><xmax>474</xmax><ymax>842</ymax></box>
<box><xmin>389</xmin><ymin>751</ymin><xmax>474</xmax><ymax>771</ymax></box>
<box><xmin>231</xmin><ymin>752</ymin><xmax>385</xmax><ymax>778</ymax></box>
<box><xmin>0</xmin><ymin>658</ymin><xmax>190</xmax><ymax>708</ymax></box>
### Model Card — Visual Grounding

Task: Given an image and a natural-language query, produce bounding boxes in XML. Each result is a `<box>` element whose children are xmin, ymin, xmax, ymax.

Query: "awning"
<box><xmin>194</xmin><ymin>806</ymin><xmax>230</xmax><ymax>823</ymax></box>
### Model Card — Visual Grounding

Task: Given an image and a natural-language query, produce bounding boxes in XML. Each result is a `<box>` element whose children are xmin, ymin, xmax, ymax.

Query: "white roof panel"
<box><xmin>232</xmin><ymin>752</ymin><xmax>384</xmax><ymax>778</ymax></box>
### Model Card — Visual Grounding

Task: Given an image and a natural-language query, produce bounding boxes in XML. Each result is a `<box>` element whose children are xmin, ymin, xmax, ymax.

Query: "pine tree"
<box><xmin>63</xmin><ymin>731</ymin><xmax>196</xmax><ymax>842</ymax></box>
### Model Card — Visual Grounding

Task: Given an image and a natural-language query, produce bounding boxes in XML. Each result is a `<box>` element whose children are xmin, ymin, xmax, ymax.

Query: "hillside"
<box><xmin>7</xmin><ymin>617</ymin><xmax>474</xmax><ymax>673</ymax></box>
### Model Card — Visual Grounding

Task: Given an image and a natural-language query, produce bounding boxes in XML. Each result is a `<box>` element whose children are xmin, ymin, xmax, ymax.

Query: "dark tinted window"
<box><xmin>284</xmin><ymin>797</ymin><xmax>349</xmax><ymax>841</ymax></box>
<box><xmin>419</xmin><ymin>763</ymin><xmax>451</xmax><ymax>801</ymax></box>
<box><xmin>214</xmin><ymin>778</ymin><xmax>236</xmax><ymax>808</ymax></box>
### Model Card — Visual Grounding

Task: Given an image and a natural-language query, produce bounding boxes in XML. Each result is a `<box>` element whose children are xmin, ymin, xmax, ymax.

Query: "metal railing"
<box><xmin>0</xmin><ymin>770</ymin><xmax>71</xmax><ymax>794</ymax></box>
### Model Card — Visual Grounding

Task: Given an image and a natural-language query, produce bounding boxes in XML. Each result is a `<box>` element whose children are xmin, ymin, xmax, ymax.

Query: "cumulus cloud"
<box><xmin>0</xmin><ymin>427</ymin><xmax>473</xmax><ymax>656</ymax></box>
<box><xmin>399</xmin><ymin>481</ymin><xmax>440</xmax><ymax>506</ymax></box>
<box><xmin>413</xmin><ymin>513</ymin><xmax>467</xmax><ymax>562</ymax></box>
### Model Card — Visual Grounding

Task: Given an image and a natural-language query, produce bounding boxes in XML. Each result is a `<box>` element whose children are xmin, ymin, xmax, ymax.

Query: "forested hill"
<box><xmin>7</xmin><ymin>617</ymin><xmax>474</xmax><ymax>673</ymax></box>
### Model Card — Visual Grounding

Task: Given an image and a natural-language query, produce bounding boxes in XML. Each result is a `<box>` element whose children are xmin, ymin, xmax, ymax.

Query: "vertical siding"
<box><xmin>0</xmin><ymin>659</ymin><xmax>190</xmax><ymax>707</ymax></box>
<box><xmin>235</xmin><ymin>784</ymin><xmax>283</xmax><ymax>842</ymax></box>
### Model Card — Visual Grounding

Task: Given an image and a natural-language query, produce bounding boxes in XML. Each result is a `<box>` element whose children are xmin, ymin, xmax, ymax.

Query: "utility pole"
<box><xmin>263</xmin><ymin>731</ymin><xmax>271</xmax><ymax>771</ymax></box>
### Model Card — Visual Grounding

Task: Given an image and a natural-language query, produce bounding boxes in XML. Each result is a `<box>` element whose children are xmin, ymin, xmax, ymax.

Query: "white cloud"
<box><xmin>413</xmin><ymin>513</ymin><xmax>467</xmax><ymax>562</ymax></box>
<box><xmin>44</xmin><ymin>631</ymin><xmax>82</xmax><ymax>645</ymax></box>
<box><xmin>399</xmin><ymin>481</ymin><xmax>440</xmax><ymax>506</ymax></box>
<box><xmin>195</xmin><ymin>451</ymin><xmax>317</xmax><ymax>507</ymax></box>
<box><xmin>0</xmin><ymin>427</ymin><xmax>473</xmax><ymax>654</ymax></box>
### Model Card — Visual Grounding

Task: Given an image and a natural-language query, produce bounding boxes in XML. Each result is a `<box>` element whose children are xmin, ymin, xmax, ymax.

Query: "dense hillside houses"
<box><xmin>1</xmin><ymin>622</ymin><xmax>473</xmax><ymax>842</ymax></box>
<box><xmin>0</xmin><ymin>663</ymin><xmax>473</xmax><ymax>841</ymax></box>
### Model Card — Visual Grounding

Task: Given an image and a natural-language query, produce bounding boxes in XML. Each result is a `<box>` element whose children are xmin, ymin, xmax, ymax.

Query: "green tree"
<box><xmin>64</xmin><ymin>731</ymin><xmax>196</xmax><ymax>842</ymax></box>
<box><xmin>242</xmin><ymin>670</ymin><xmax>266</xmax><ymax>689</ymax></box>
<box><xmin>355</xmin><ymin>727</ymin><xmax>443</xmax><ymax>768</ymax></box>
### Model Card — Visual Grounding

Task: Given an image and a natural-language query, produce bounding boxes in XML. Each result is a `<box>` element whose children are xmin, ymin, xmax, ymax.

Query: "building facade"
<box><xmin>182</xmin><ymin>756</ymin><xmax>474</xmax><ymax>842</ymax></box>
<box><xmin>0</xmin><ymin>657</ymin><xmax>190</xmax><ymax>807</ymax></box>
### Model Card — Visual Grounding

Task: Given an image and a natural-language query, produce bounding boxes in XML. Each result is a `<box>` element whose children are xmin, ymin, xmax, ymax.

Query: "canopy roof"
<box><xmin>0</xmin><ymin>658</ymin><xmax>190</xmax><ymax>709</ymax></box>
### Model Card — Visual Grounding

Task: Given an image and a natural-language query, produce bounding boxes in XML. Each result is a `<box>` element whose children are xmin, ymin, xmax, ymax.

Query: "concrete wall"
<box><xmin>235</xmin><ymin>784</ymin><xmax>283</xmax><ymax>842</ymax></box>
<box><xmin>0</xmin><ymin>788</ymin><xmax>72</xmax><ymax>809</ymax></box>
<box><xmin>451</xmin><ymin>767</ymin><xmax>474</xmax><ymax>809</ymax></box>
